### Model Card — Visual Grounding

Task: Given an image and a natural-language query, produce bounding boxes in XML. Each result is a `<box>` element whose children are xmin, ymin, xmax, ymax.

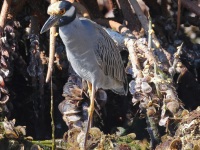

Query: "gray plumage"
<box><xmin>40</xmin><ymin>1</ymin><xmax>128</xmax><ymax>95</ymax></box>
<box><xmin>59</xmin><ymin>17</ymin><xmax>128</xmax><ymax>95</ymax></box>
<box><xmin>40</xmin><ymin>2</ymin><xmax>128</xmax><ymax>148</ymax></box>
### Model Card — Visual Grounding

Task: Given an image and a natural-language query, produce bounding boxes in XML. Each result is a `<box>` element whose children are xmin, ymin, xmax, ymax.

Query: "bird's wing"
<box><xmin>92</xmin><ymin>21</ymin><xmax>127</xmax><ymax>85</ymax></box>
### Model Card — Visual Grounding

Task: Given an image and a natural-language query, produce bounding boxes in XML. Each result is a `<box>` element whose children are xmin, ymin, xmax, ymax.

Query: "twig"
<box><xmin>95</xmin><ymin>19</ymin><xmax>130</xmax><ymax>34</ymax></box>
<box><xmin>146</xmin><ymin>114</ymin><xmax>160</xmax><ymax>149</ymax></box>
<box><xmin>128</xmin><ymin>0</ymin><xmax>171</xmax><ymax>70</ymax></box>
<box><xmin>125</xmin><ymin>38</ymin><xmax>143</xmax><ymax>78</ymax></box>
<box><xmin>169</xmin><ymin>43</ymin><xmax>184</xmax><ymax>77</ymax></box>
<box><xmin>48</xmin><ymin>1</ymin><xmax>57</xmax><ymax>149</ymax></box>
<box><xmin>148</xmin><ymin>17</ymin><xmax>152</xmax><ymax>50</ymax></box>
<box><xmin>32</xmin><ymin>139</ymin><xmax>66</xmax><ymax>149</ymax></box>
<box><xmin>46</xmin><ymin>0</ymin><xmax>57</xmax><ymax>83</ymax></box>
<box><xmin>50</xmin><ymin>75</ymin><xmax>56</xmax><ymax>150</ymax></box>
<box><xmin>128</xmin><ymin>0</ymin><xmax>148</xmax><ymax>33</ymax></box>
<box><xmin>46</xmin><ymin>27</ymin><xmax>56</xmax><ymax>82</ymax></box>
<box><xmin>117</xmin><ymin>0</ymin><xmax>141</xmax><ymax>32</ymax></box>
<box><xmin>146</xmin><ymin>19</ymin><xmax>160</xmax><ymax>149</ymax></box>
<box><xmin>128</xmin><ymin>0</ymin><xmax>159</xmax><ymax>48</ymax></box>
<box><xmin>0</xmin><ymin>0</ymin><xmax>12</xmax><ymax>36</ymax></box>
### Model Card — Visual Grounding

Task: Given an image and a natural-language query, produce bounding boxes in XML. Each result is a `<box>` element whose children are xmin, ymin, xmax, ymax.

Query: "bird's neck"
<box><xmin>59</xmin><ymin>17</ymin><xmax>87</xmax><ymax>53</ymax></box>
<box><xmin>58</xmin><ymin>12</ymin><xmax>76</xmax><ymax>27</ymax></box>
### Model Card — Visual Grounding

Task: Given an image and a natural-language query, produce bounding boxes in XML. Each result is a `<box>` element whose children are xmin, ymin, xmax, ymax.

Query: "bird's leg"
<box><xmin>87</xmin><ymin>81</ymin><xmax>92</xmax><ymax>98</ymax></box>
<box><xmin>84</xmin><ymin>82</ymin><xmax>95</xmax><ymax>150</ymax></box>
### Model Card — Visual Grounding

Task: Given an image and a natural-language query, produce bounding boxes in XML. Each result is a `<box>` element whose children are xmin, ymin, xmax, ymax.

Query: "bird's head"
<box><xmin>40</xmin><ymin>1</ymin><xmax>76</xmax><ymax>34</ymax></box>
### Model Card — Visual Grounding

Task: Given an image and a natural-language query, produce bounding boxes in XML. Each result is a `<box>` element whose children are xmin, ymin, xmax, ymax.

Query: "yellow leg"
<box><xmin>84</xmin><ymin>82</ymin><xmax>95</xmax><ymax>150</ymax></box>
<box><xmin>87</xmin><ymin>81</ymin><xmax>92</xmax><ymax>98</ymax></box>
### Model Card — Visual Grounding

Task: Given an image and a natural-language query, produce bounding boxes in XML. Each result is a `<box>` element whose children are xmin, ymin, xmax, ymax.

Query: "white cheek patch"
<box><xmin>64</xmin><ymin>6</ymin><xmax>75</xmax><ymax>17</ymax></box>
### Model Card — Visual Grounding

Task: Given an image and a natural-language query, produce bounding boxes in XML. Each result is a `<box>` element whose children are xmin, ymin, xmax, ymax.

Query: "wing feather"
<box><xmin>79</xmin><ymin>18</ymin><xmax>128</xmax><ymax>94</ymax></box>
<box><xmin>93</xmin><ymin>23</ymin><xmax>127</xmax><ymax>91</ymax></box>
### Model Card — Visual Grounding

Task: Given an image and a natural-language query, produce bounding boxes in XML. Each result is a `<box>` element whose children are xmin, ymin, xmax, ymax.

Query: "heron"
<box><xmin>40</xmin><ymin>1</ymin><xmax>128</xmax><ymax>149</ymax></box>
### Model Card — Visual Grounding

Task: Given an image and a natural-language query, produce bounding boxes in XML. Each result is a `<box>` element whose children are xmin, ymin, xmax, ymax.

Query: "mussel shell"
<box><xmin>65</xmin><ymin>115</ymin><xmax>81</xmax><ymax>122</ymax></box>
<box><xmin>129</xmin><ymin>80</ymin><xmax>136</xmax><ymax>94</ymax></box>
<box><xmin>141</xmin><ymin>82</ymin><xmax>152</xmax><ymax>93</ymax></box>
<box><xmin>58</xmin><ymin>100</ymin><xmax>80</xmax><ymax>114</ymax></box>
<box><xmin>166</xmin><ymin>101</ymin><xmax>179</xmax><ymax>114</ymax></box>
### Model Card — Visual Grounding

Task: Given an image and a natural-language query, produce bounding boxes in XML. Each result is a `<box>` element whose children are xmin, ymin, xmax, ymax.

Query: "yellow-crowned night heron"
<box><xmin>40</xmin><ymin>1</ymin><xmax>128</xmax><ymax>149</ymax></box>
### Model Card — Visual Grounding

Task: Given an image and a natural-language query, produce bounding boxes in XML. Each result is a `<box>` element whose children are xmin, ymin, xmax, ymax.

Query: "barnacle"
<box><xmin>80</xmin><ymin>127</ymin><xmax>102</xmax><ymax>149</ymax></box>
<box><xmin>141</xmin><ymin>82</ymin><xmax>152</xmax><ymax>93</ymax></box>
<box><xmin>1</xmin><ymin>118</ymin><xmax>28</xmax><ymax>139</ymax></box>
<box><xmin>166</xmin><ymin>101</ymin><xmax>180</xmax><ymax>115</ymax></box>
<box><xmin>58</xmin><ymin>100</ymin><xmax>81</xmax><ymax>115</ymax></box>
<box><xmin>129</xmin><ymin>80</ymin><xmax>136</xmax><ymax>94</ymax></box>
<box><xmin>135</xmin><ymin>78</ymin><xmax>142</xmax><ymax>92</ymax></box>
<box><xmin>158</xmin><ymin>83</ymin><xmax>168</xmax><ymax>92</ymax></box>
<box><xmin>66</xmin><ymin>128</ymin><xmax>81</xmax><ymax>147</ymax></box>
<box><xmin>157</xmin><ymin>107</ymin><xmax>200</xmax><ymax>150</ymax></box>
<box><xmin>63</xmin><ymin>114</ymin><xmax>81</xmax><ymax>123</ymax></box>
<box><xmin>142</xmin><ymin>75</ymin><xmax>152</xmax><ymax>82</ymax></box>
<box><xmin>14</xmin><ymin>126</ymin><xmax>26</xmax><ymax>137</ymax></box>
<box><xmin>147</xmin><ymin>106</ymin><xmax>156</xmax><ymax>116</ymax></box>
<box><xmin>132</xmin><ymin>96</ymin><xmax>139</xmax><ymax>106</ymax></box>
<box><xmin>125</xmin><ymin>61</ymin><xmax>133</xmax><ymax>75</ymax></box>
<box><xmin>169</xmin><ymin>138</ymin><xmax>182</xmax><ymax>149</ymax></box>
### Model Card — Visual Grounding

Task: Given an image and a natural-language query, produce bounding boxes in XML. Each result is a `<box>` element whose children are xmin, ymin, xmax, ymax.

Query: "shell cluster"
<box><xmin>0</xmin><ymin>24</ymin><xmax>28</xmax><ymax>120</ymax></box>
<box><xmin>59</xmin><ymin>74</ymin><xmax>85</xmax><ymax>129</ymax></box>
<box><xmin>1</xmin><ymin>118</ymin><xmax>26</xmax><ymax>139</ymax></box>
<box><xmin>59</xmin><ymin>72</ymin><xmax>107</xmax><ymax>130</ymax></box>
<box><xmin>57</xmin><ymin>69</ymin><xmax>110</xmax><ymax>149</ymax></box>
<box><xmin>156</xmin><ymin>107</ymin><xmax>200</xmax><ymax>150</ymax></box>
<box><xmin>124</xmin><ymin>37</ymin><xmax>185</xmax><ymax>146</ymax></box>
<box><xmin>63</xmin><ymin>127</ymin><xmax>103</xmax><ymax>149</ymax></box>
<box><xmin>129</xmin><ymin>38</ymin><xmax>183</xmax><ymax>113</ymax></box>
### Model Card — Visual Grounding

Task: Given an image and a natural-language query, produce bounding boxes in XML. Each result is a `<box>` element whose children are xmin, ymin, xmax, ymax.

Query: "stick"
<box><xmin>48</xmin><ymin>1</ymin><xmax>57</xmax><ymax>150</ymax></box>
<box><xmin>50</xmin><ymin>75</ymin><xmax>56</xmax><ymax>150</ymax></box>
<box><xmin>0</xmin><ymin>0</ymin><xmax>12</xmax><ymax>37</ymax></box>
<box><xmin>128</xmin><ymin>0</ymin><xmax>160</xmax><ymax>48</ymax></box>
<box><xmin>46</xmin><ymin>0</ymin><xmax>57</xmax><ymax>83</ymax></box>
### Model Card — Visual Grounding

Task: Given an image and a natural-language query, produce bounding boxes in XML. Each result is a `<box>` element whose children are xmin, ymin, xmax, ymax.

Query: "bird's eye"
<box><xmin>60</xmin><ymin>9</ymin><xmax>66</xmax><ymax>15</ymax></box>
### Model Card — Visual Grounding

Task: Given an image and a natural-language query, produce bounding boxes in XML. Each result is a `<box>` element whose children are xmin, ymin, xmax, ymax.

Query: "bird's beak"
<box><xmin>40</xmin><ymin>15</ymin><xmax>61</xmax><ymax>34</ymax></box>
